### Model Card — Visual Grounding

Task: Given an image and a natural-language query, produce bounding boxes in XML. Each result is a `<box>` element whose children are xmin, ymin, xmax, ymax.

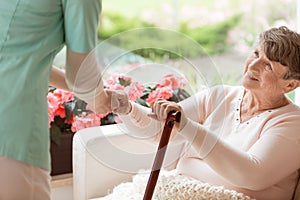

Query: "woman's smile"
<box><xmin>246</xmin><ymin>72</ymin><xmax>259</xmax><ymax>81</ymax></box>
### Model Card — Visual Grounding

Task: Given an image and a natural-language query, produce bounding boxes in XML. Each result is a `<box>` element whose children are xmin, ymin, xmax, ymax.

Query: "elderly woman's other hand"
<box><xmin>85</xmin><ymin>89</ymin><xmax>131</xmax><ymax>115</ymax></box>
<box><xmin>148</xmin><ymin>99</ymin><xmax>188</xmax><ymax>131</ymax></box>
<box><xmin>111</xmin><ymin>90</ymin><xmax>132</xmax><ymax>115</ymax></box>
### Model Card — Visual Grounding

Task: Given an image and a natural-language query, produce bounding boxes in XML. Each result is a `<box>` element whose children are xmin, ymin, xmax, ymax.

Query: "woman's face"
<box><xmin>242</xmin><ymin>44</ymin><xmax>290</xmax><ymax>96</ymax></box>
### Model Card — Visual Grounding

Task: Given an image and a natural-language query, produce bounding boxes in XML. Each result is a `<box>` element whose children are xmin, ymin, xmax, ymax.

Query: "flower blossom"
<box><xmin>52</xmin><ymin>89</ymin><xmax>74</xmax><ymax>118</ymax></box>
<box><xmin>125</xmin><ymin>82</ymin><xmax>145</xmax><ymax>101</ymax></box>
<box><xmin>71</xmin><ymin>112</ymin><xmax>109</xmax><ymax>132</ymax></box>
<box><xmin>47</xmin><ymin>92</ymin><xmax>59</xmax><ymax>127</ymax></box>
<box><xmin>157</xmin><ymin>74</ymin><xmax>187</xmax><ymax>89</ymax></box>
<box><xmin>147</xmin><ymin>87</ymin><xmax>173</xmax><ymax>106</ymax></box>
<box><xmin>106</xmin><ymin>73</ymin><xmax>132</xmax><ymax>88</ymax></box>
<box><xmin>47</xmin><ymin>89</ymin><xmax>75</xmax><ymax>127</ymax></box>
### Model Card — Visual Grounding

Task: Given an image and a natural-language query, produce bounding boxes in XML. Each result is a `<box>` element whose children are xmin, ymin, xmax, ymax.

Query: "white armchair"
<box><xmin>73</xmin><ymin>124</ymin><xmax>300</xmax><ymax>200</ymax></box>
<box><xmin>72</xmin><ymin>124</ymin><xmax>186</xmax><ymax>200</ymax></box>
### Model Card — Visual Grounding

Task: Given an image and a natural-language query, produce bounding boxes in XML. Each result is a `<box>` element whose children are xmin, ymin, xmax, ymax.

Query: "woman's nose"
<box><xmin>248</xmin><ymin>59</ymin><xmax>262</xmax><ymax>71</ymax></box>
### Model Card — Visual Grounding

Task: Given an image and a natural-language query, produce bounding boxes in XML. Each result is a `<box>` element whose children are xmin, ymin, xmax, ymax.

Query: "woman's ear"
<box><xmin>284</xmin><ymin>79</ymin><xmax>300</xmax><ymax>93</ymax></box>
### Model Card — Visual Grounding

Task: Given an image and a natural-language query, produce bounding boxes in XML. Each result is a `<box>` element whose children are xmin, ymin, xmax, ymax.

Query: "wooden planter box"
<box><xmin>50</xmin><ymin>132</ymin><xmax>74</xmax><ymax>176</ymax></box>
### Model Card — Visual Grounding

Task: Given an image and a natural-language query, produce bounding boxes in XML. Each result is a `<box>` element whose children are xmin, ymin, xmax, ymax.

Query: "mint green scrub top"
<box><xmin>0</xmin><ymin>0</ymin><xmax>101</xmax><ymax>170</ymax></box>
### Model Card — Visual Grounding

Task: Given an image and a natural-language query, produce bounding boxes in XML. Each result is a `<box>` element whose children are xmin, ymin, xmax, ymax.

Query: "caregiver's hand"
<box><xmin>148</xmin><ymin>99</ymin><xmax>187</xmax><ymax>131</ymax></box>
<box><xmin>87</xmin><ymin>89</ymin><xmax>114</xmax><ymax>114</ymax></box>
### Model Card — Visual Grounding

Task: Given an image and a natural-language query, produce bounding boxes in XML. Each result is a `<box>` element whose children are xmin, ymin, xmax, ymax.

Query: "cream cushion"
<box><xmin>94</xmin><ymin>170</ymin><xmax>254</xmax><ymax>200</ymax></box>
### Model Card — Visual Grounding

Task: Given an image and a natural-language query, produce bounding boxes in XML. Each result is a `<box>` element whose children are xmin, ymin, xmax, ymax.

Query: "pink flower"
<box><xmin>47</xmin><ymin>92</ymin><xmax>59</xmax><ymax>127</ymax></box>
<box><xmin>47</xmin><ymin>89</ymin><xmax>75</xmax><ymax>127</ymax></box>
<box><xmin>53</xmin><ymin>89</ymin><xmax>74</xmax><ymax>103</ymax></box>
<box><xmin>71</xmin><ymin>112</ymin><xmax>109</xmax><ymax>132</ymax></box>
<box><xmin>106</xmin><ymin>84</ymin><xmax>125</xmax><ymax>91</ymax></box>
<box><xmin>53</xmin><ymin>105</ymin><xmax>66</xmax><ymax>119</ymax></box>
<box><xmin>118</xmin><ymin>74</ymin><xmax>131</xmax><ymax>82</ymax></box>
<box><xmin>125</xmin><ymin>82</ymin><xmax>145</xmax><ymax>101</ymax></box>
<box><xmin>157</xmin><ymin>74</ymin><xmax>187</xmax><ymax>89</ymax></box>
<box><xmin>147</xmin><ymin>87</ymin><xmax>173</xmax><ymax>106</ymax></box>
<box><xmin>106</xmin><ymin>73</ymin><xmax>132</xmax><ymax>88</ymax></box>
<box><xmin>52</xmin><ymin>89</ymin><xmax>75</xmax><ymax>118</ymax></box>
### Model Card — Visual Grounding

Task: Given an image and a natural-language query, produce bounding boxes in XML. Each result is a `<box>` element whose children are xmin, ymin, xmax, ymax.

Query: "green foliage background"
<box><xmin>98</xmin><ymin>12</ymin><xmax>241</xmax><ymax>60</ymax></box>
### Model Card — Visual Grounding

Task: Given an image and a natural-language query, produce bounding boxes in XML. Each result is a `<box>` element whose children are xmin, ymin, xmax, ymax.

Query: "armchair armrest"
<box><xmin>72</xmin><ymin>124</ymin><xmax>186</xmax><ymax>200</ymax></box>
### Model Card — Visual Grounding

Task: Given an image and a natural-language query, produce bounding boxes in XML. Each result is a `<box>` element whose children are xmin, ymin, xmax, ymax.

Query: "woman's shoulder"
<box><xmin>263</xmin><ymin>103</ymin><xmax>300</xmax><ymax>140</ymax></box>
<box><xmin>275</xmin><ymin>102</ymin><xmax>300</xmax><ymax>115</ymax></box>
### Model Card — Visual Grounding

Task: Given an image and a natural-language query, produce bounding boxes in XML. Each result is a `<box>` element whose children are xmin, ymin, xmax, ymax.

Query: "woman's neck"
<box><xmin>240</xmin><ymin>89</ymin><xmax>290</xmax><ymax>122</ymax></box>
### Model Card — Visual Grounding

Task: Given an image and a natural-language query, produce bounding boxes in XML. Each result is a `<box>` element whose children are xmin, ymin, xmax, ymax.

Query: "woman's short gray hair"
<box><xmin>259</xmin><ymin>26</ymin><xmax>300</xmax><ymax>80</ymax></box>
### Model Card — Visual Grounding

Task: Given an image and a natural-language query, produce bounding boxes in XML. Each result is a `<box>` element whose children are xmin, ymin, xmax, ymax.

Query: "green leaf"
<box><xmin>118</xmin><ymin>78</ymin><xmax>131</xmax><ymax>87</ymax></box>
<box><xmin>73</xmin><ymin>97</ymin><xmax>89</xmax><ymax>115</ymax></box>
<box><xmin>101</xmin><ymin>113</ymin><xmax>117</xmax><ymax>125</ymax></box>
<box><xmin>136</xmin><ymin>98</ymin><xmax>150</xmax><ymax>107</ymax></box>
<box><xmin>64</xmin><ymin>101</ymin><xmax>75</xmax><ymax>120</ymax></box>
<box><xmin>48</xmin><ymin>86</ymin><xmax>56</xmax><ymax>93</ymax></box>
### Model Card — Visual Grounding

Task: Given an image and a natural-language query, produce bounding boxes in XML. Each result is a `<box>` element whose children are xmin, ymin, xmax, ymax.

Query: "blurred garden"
<box><xmin>100</xmin><ymin>0</ymin><xmax>297</xmax><ymax>53</ymax></box>
<box><xmin>98</xmin><ymin>0</ymin><xmax>298</xmax><ymax>97</ymax></box>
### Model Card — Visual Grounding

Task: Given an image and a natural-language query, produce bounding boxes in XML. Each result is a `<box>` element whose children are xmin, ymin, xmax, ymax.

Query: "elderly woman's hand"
<box><xmin>86</xmin><ymin>89</ymin><xmax>131</xmax><ymax>115</ymax></box>
<box><xmin>111</xmin><ymin>90</ymin><xmax>132</xmax><ymax>115</ymax></box>
<box><xmin>148</xmin><ymin>99</ymin><xmax>187</xmax><ymax>131</ymax></box>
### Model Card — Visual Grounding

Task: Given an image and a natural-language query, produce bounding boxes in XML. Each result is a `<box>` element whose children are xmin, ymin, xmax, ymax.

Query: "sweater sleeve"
<box><xmin>179</xmin><ymin>112</ymin><xmax>300</xmax><ymax>190</ymax></box>
<box><xmin>117</xmin><ymin>101</ymin><xmax>164</xmax><ymax>140</ymax></box>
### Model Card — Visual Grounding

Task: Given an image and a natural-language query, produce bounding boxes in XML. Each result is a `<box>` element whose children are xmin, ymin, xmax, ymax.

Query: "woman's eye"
<box><xmin>253</xmin><ymin>51</ymin><xmax>259</xmax><ymax>58</ymax></box>
<box><xmin>264</xmin><ymin>63</ymin><xmax>272</xmax><ymax>71</ymax></box>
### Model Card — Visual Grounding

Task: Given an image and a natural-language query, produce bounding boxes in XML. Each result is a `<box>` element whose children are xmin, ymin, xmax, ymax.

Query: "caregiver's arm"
<box><xmin>63</xmin><ymin>0</ymin><xmax>104</xmax><ymax>113</ymax></box>
<box><xmin>65</xmin><ymin>49</ymin><xmax>112</xmax><ymax>114</ymax></box>
<box><xmin>50</xmin><ymin>66</ymin><xmax>69</xmax><ymax>91</ymax></box>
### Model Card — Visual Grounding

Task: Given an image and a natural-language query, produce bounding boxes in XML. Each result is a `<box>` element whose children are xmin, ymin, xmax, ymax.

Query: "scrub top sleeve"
<box><xmin>63</xmin><ymin>0</ymin><xmax>102</xmax><ymax>53</ymax></box>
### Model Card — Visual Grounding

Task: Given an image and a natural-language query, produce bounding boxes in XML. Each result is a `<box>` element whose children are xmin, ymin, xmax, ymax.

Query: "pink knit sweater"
<box><xmin>119</xmin><ymin>85</ymin><xmax>300</xmax><ymax>200</ymax></box>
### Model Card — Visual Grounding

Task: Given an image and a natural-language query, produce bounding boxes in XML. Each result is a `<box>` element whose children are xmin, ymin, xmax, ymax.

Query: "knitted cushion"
<box><xmin>96</xmin><ymin>170</ymin><xmax>254</xmax><ymax>200</ymax></box>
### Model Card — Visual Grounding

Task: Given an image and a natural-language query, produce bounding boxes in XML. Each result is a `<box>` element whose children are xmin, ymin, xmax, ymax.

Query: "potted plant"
<box><xmin>47</xmin><ymin>88</ymin><xmax>113</xmax><ymax>175</ymax></box>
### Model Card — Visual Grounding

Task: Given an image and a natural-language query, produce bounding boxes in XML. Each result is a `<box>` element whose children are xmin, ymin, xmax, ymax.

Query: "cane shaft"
<box><xmin>143</xmin><ymin>111</ymin><xmax>181</xmax><ymax>200</ymax></box>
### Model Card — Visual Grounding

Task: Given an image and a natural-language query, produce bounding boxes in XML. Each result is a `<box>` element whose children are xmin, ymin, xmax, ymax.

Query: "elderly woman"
<box><xmin>106</xmin><ymin>26</ymin><xmax>300</xmax><ymax>200</ymax></box>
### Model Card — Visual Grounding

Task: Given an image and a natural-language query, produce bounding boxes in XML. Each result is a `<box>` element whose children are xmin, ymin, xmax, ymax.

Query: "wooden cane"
<box><xmin>143</xmin><ymin>110</ymin><xmax>181</xmax><ymax>200</ymax></box>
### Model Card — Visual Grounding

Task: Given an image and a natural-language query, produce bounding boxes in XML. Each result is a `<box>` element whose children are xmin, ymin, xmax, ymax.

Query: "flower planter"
<box><xmin>50</xmin><ymin>131</ymin><xmax>74</xmax><ymax>176</ymax></box>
